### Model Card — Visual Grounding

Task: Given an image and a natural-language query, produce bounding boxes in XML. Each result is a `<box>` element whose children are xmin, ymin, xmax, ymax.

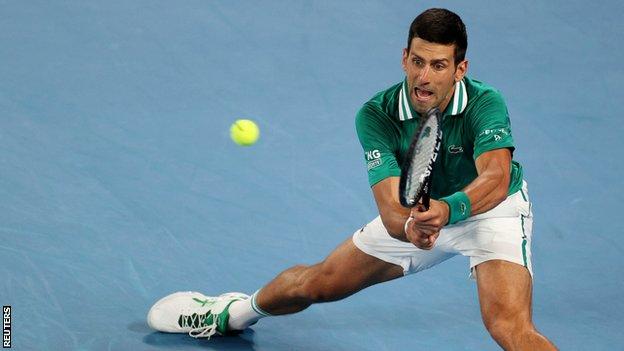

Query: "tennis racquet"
<box><xmin>398</xmin><ymin>107</ymin><xmax>443</xmax><ymax>210</ymax></box>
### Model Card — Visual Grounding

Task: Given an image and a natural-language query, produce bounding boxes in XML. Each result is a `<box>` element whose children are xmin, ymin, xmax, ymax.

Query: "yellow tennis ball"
<box><xmin>230</xmin><ymin>119</ymin><xmax>260</xmax><ymax>146</ymax></box>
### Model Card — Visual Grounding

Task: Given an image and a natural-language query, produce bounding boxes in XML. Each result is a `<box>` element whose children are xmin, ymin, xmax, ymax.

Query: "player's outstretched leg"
<box><xmin>147</xmin><ymin>238</ymin><xmax>404</xmax><ymax>338</ymax></box>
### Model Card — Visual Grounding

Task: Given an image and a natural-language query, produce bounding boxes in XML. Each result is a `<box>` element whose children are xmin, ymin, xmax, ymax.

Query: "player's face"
<box><xmin>402</xmin><ymin>38</ymin><xmax>467</xmax><ymax>114</ymax></box>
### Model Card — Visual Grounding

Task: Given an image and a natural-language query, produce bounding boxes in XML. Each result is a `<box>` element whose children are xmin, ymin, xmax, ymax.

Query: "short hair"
<box><xmin>407</xmin><ymin>8</ymin><xmax>468</xmax><ymax>64</ymax></box>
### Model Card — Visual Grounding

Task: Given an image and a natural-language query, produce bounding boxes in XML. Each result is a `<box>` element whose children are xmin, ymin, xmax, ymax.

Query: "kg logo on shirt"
<box><xmin>365</xmin><ymin>149</ymin><xmax>382</xmax><ymax>170</ymax></box>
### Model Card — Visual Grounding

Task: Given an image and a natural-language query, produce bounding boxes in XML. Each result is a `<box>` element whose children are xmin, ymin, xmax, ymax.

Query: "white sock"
<box><xmin>227</xmin><ymin>290</ymin><xmax>271</xmax><ymax>330</ymax></box>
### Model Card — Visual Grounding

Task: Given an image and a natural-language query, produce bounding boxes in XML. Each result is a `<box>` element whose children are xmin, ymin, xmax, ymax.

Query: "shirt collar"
<box><xmin>397</xmin><ymin>78</ymin><xmax>468</xmax><ymax>121</ymax></box>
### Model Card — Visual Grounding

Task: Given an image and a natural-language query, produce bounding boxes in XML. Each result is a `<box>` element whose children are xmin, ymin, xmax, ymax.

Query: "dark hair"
<box><xmin>407</xmin><ymin>8</ymin><xmax>467</xmax><ymax>64</ymax></box>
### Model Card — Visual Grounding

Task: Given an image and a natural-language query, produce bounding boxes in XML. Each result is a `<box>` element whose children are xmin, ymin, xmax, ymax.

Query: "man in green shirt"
<box><xmin>148</xmin><ymin>8</ymin><xmax>557</xmax><ymax>350</ymax></box>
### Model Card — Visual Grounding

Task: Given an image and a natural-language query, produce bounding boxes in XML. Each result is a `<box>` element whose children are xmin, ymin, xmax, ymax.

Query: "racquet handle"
<box><xmin>421</xmin><ymin>193</ymin><xmax>431</xmax><ymax>211</ymax></box>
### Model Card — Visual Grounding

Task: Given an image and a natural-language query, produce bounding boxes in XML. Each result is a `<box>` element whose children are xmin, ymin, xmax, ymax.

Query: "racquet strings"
<box><xmin>403</xmin><ymin>116</ymin><xmax>440</xmax><ymax>205</ymax></box>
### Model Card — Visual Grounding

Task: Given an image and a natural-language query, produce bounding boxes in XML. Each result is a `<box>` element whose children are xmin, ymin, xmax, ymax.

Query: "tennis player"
<box><xmin>148</xmin><ymin>8</ymin><xmax>557</xmax><ymax>350</ymax></box>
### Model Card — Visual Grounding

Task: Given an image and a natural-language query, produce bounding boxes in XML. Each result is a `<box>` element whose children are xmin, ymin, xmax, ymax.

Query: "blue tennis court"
<box><xmin>1</xmin><ymin>1</ymin><xmax>623</xmax><ymax>349</ymax></box>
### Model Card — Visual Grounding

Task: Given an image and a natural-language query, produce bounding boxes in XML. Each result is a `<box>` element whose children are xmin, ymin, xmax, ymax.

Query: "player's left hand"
<box><xmin>410</xmin><ymin>199</ymin><xmax>450</xmax><ymax>235</ymax></box>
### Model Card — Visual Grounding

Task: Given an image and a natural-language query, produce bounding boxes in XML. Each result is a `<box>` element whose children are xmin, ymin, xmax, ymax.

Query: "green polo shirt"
<box><xmin>355</xmin><ymin>76</ymin><xmax>523</xmax><ymax>199</ymax></box>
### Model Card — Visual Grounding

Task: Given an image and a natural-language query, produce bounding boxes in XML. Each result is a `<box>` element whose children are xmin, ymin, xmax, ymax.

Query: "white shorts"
<box><xmin>353</xmin><ymin>181</ymin><xmax>533</xmax><ymax>279</ymax></box>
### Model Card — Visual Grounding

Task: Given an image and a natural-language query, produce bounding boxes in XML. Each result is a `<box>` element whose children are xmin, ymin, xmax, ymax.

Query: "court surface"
<box><xmin>1</xmin><ymin>1</ymin><xmax>623</xmax><ymax>350</ymax></box>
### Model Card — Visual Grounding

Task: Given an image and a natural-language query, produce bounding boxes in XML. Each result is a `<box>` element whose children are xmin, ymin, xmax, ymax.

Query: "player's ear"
<box><xmin>401</xmin><ymin>48</ymin><xmax>408</xmax><ymax>72</ymax></box>
<box><xmin>454</xmin><ymin>59</ymin><xmax>468</xmax><ymax>82</ymax></box>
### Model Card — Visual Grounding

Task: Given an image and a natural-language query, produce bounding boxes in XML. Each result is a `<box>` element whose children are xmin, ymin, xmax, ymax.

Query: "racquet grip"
<box><xmin>422</xmin><ymin>193</ymin><xmax>431</xmax><ymax>211</ymax></box>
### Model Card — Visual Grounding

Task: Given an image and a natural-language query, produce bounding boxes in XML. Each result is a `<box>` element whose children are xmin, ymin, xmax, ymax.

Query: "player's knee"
<box><xmin>484</xmin><ymin>314</ymin><xmax>533</xmax><ymax>347</ymax></box>
<box><xmin>299</xmin><ymin>263</ymin><xmax>345</xmax><ymax>303</ymax></box>
<box><xmin>484</xmin><ymin>318</ymin><xmax>513</xmax><ymax>345</ymax></box>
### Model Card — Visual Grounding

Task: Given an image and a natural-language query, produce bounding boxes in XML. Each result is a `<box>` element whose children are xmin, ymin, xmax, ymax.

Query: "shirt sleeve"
<box><xmin>468</xmin><ymin>89</ymin><xmax>515</xmax><ymax>160</ymax></box>
<box><xmin>355</xmin><ymin>103</ymin><xmax>401</xmax><ymax>187</ymax></box>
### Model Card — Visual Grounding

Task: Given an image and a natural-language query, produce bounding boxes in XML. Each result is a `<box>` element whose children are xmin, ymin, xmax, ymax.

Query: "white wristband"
<box><xmin>404</xmin><ymin>216</ymin><xmax>414</xmax><ymax>235</ymax></box>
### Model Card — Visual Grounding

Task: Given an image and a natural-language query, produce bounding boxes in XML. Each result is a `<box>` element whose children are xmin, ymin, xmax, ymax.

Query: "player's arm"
<box><xmin>371</xmin><ymin>177</ymin><xmax>411</xmax><ymax>241</ymax></box>
<box><xmin>464</xmin><ymin>147</ymin><xmax>511</xmax><ymax>214</ymax></box>
<box><xmin>410</xmin><ymin>148</ymin><xmax>511</xmax><ymax>228</ymax></box>
<box><xmin>356</xmin><ymin>102</ymin><xmax>433</xmax><ymax>247</ymax></box>
<box><xmin>373</xmin><ymin>177</ymin><xmax>439</xmax><ymax>249</ymax></box>
<box><xmin>463</xmin><ymin>90</ymin><xmax>515</xmax><ymax>216</ymax></box>
<box><xmin>412</xmin><ymin>89</ymin><xmax>514</xmax><ymax>227</ymax></box>
<box><xmin>356</xmin><ymin>103</ymin><xmax>412</xmax><ymax>241</ymax></box>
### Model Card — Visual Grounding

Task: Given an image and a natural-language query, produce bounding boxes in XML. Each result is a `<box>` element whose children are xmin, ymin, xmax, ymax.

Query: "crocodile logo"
<box><xmin>448</xmin><ymin>145</ymin><xmax>464</xmax><ymax>154</ymax></box>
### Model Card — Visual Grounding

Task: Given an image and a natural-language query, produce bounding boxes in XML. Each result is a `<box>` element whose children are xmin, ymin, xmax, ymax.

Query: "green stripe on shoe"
<box><xmin>192</xmin><ymin>297</ymin><xmax>214</xmax><ymax>307</ymax></box>
<box><xmin>201</xmin><ymin>299</ymin><xmax>239</xmax><ymax>334</ymax></box>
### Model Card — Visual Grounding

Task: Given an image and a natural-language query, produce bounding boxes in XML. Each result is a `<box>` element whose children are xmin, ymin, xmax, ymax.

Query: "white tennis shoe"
<box><xmin>147</xmin><ymin>291</ymin><xmax>249</xmax><ymax>339</ymax></box>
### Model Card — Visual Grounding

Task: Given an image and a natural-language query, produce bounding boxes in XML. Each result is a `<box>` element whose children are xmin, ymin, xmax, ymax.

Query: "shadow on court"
<box><xmin>142</xmin><ymin>330</ymin><xmax>257</xmax><ymax>351</ymax></box>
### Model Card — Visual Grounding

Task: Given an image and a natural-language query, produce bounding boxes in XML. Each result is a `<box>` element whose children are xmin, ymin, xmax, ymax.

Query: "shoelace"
<box><xmin>184</xmin><ymin>294</ymin><xmax>247</xmax><ymax>339</ymax></box>
<box><xmin>188</xmin><ymin>313</ymin><xmax>218</xmax><ymax>339</ymax></box>
<box><xmin>176</xmin><ymin>297</ymin><xmax>219</xmax><ymax>339</ymax></box>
